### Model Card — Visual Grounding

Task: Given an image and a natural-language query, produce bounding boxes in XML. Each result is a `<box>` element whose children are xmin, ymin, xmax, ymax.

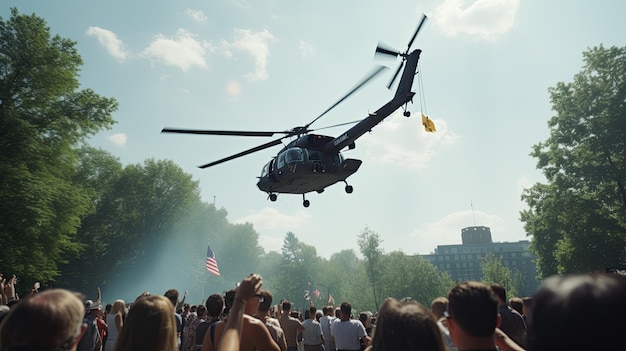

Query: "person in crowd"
<box><xmin>214</xmin><ymin>274</ymin><xmax>263</xmax><ymax>351</ymax></box>
<box><xmin>104</xmin><ymin>299</ymin><xmax>125</xmax><ymax>351</ymax></box>
<box><xmin>1</xmin><ymin>274</ymin><xmax>18</xmax><ymax>304</ymax></box>
<box><xmin>331</xmin><ymin>302</ymin><xmax>369</xmax><ymax>351</ymax></box>
<box><xmin>184</xmin><ymin>304</ymin><xmax>207</xmax><ymax>351</ymax></box>
<box><xmin>357</xmin><ymin>312</ymin><xmax>372</xmax><ymax>351</ymax></box>
<box><xmin>96</xmin><ymin>308</ymin><xmax>108</xmax><ymax>351</ymax></box>
<box><xmin>196</xmin><ymin>294</ymin><xmax>225</xmax><ymax>350</ymax></box>
<box><xmin>278</xmin><ymin>300</ymin><xmax>304</xmax><ymax>351</ymax></box>
<box><xmin>165</xmin><ymin>288</ymin><xmax>184</xmax><ymax>348</ymax></box>
<box><xmin>521</xmin><ymin>297</ymin><xmax>533</xmax><ymax>323</ymax></box>
<box><xmin>508</xmin><ymin>297</ymin><xmax>524</xmax><ymax>317</ymax></box>
<box><xmin>527</xmin><ymin>272</ymin><xmax>626</xmax><ymax>351</ymax></box>
<box><xmin>315</xmin><ymin>310</ymin><xmax>323</xmax><ymax>322</ymax></box>
<box><xmin>447</xmin><ymin>281</ymin><xmax>499</xmax><ymax>351</ymax></box>
<box><xmin>257</xmin><ymin>289</ymin><xmax>288</xmax><ymax>351</ymax></box>
<box><xmin>367</xmin><ymin>297</ymin><xmax>447</xmax><ymax>351</ymax></box>
<box><xmin>201</xmin><ymin>281</ymin><xmax>279</xmax><ymax>351</ymax></box>
<box><xmin>490</xmin><ymin>283</ymin><xmax>526</xmax><ymax>348</ymax></box>
<box><xmin>319</xmin><ymin>306</ymin><xmax>337</xmax><ymax>351</ymax></box>
<box><xmin>430</xmin><ymin>296</ymin><xmax>457</xmax><ymax>351</ymax></box>
<box><xmin>0</xmin><ymin>289</ymin><xmax>86</xmax><ymax>351</ymax></box>
<box><xmin>301</xmin><ymin>306</ymin><xmax>324</xmax><ymax>351</ymax></box>
<box><xmin>77</xmin><ymin>299</ymin><xmax>103</xmax><ymax>351</ymax></box>
<box><xmin>113</xmin><ymin>294</ymin><xmax>178</xmax><ymax>351</ymax></box>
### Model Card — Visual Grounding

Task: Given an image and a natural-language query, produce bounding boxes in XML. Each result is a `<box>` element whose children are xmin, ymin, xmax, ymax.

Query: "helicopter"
<box><xmin>162</xmin><ymin>15</ymin><xmax>428</xmax><ymax>207</ymax></box>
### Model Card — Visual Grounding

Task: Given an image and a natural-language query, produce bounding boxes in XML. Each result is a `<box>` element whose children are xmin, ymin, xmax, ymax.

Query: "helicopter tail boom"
<box><xmin>324</xmin><ymin>48</ymin><xmax>421</xmax><ymax>154</ymax></box>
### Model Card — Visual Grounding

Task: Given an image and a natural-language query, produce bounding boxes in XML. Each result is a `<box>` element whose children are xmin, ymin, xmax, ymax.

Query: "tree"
<box><xmin>380</xmin><ymin>252</ymin><xmax>454</xmax><ymax>309</ymax></box>
<box><xmin>273</xmin><ymin>232</ymin><xmax>321</xmax><ymax>309</ymax></box>
<box><xmin>58</xmin><ymin>158</ymin><xmax>202</xmax><ymax>295</ymax></box>
<box><xmin>0</xmin><ymin>8</ymin><xmax>117</xmax><ymax>288</ymax></box>
<box><xmin>481</xmin><ymin>253</ymin><xmax>519</xmax><ymax>298</ymax></box>
<box><xmin>357</xmin><ymin>227</ymin><xmax>385</xmax><ymax>309</ymax></box>
<box><xmin>521</xmin><ymin>45</ymin><xmax>626</xmax><ymax>277</ymax></box>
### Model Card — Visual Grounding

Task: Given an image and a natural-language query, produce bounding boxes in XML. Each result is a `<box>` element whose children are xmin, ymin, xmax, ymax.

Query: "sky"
<box><xmin>3</xmin><ymin>0</ymin><xmax>625</xmax><ymax>259</ymax></box>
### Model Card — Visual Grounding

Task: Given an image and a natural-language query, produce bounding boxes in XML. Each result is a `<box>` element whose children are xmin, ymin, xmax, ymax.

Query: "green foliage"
<box><xmin>357</xmin><ymin>227</ymin><xmax>385</xmax><ymax>309</ymax></box>
<box><xmin>0</xmin><ymin>8</ymin><xmax>117</xmax><ymax>290</ymax></box>
<box><xmin>481</xmin><ymin>253</ymin><xmax>519</xmax><ymax>298</ymax></box>
<box><xmin>521</xmin><ymin>45</ymin><xmax>626</xmax><ymax>277</ymax></box>
<box><xmin>378</xmin><ymin>252</ymin><xmax>454</xmax><ymax>309</ymax></box>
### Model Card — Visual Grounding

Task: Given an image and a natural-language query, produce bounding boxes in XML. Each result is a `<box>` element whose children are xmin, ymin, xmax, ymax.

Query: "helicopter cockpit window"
<box><xmin>261</xmin><ymin>160</ymin><xmax>272</xmax><ymax>177</ymax></box>
<box><xmin>307</xmin><ymin>149</ymin><xmax>322</xmax><ymax>161</ymax></box>
<box><xmin>277</xmin><ymin>152</ymin><xmax>286</xmax><ymax>169</ymax></box>
<box><xmin>285</xmin><ymin>148</ymin><xmax>304</xmax><ymax>164</ymax></box>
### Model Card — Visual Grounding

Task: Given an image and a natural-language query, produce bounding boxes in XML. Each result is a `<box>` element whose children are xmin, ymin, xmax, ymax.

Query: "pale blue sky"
<box><xmin>3</xmin><ymin>0</ymin><xmax>625</xmax><ymax>258</ymax></box>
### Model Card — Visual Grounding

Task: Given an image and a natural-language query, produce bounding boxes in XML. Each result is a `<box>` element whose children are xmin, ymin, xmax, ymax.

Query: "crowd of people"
<box><xmin>1</xmin><ymin>271</ymin><xmax>625</xmax><ymax>351</ymax></box>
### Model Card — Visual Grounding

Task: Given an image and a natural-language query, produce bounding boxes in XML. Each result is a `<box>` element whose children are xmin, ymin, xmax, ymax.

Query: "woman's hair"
<box><xmin>370</xmin><ymin>298</ymin><xmax>447</xmax><ymax>351</ymax></box>
<box><xmin>0</xmin><ymin>289</ymin><xmax>85</xmax><ymax>351</ymax></box>
<box><xmin>111</xmin><ymin>299</ymin><xmax>126</xmax><ymax>315</ymax></box>
<box><xmin>114</xmin><ymin>295</ymin><xmax>178</xmax><ymax>351</ymax></box>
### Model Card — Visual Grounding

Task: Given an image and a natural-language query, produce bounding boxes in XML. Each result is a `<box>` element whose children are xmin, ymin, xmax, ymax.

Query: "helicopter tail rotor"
<box><xmin>376</xmin><ymin>13</ymin><xmax>427</xmax><ymax>89</ymax></box>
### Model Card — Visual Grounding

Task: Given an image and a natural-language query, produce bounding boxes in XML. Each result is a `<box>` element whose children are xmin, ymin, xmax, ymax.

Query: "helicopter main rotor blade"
<box><xmin>198</xmin><ymin>138</ymin><xmax>285</xmax><ymax>169</ymax></box>
<box><xmin>304</xmin><ymin>65</ymin><xmax>387</xmax><ymax>130</ymax></box>
<box><xmin>161</xmin><ymin>128</ymin><xmax>287</xmax><ymax>137</ymax></box>
<box><xmin>312</xmin><ymin>119</ymin><xmax>363</xmax><ymax>132</ymax></box>
<box><xmin>387</xmin><ymin>61</ymin><xmax>404</xmax><ymax>89</ymax></box>
<box><xmin>406</xmin><ymin>14</ymin><xmax>428</xmax><ymax>53</ymax></box>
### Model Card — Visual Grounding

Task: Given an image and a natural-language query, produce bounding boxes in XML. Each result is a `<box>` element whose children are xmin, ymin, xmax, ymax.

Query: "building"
<box><xmin>421</xmin><ymin>226</ymin><xmax>540</xmax><ymax>296</ymax></box>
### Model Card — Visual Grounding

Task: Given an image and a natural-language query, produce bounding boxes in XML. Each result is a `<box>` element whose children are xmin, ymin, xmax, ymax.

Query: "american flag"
<box><xmin>206</xmin><ymin>245</ymin><xmax>221</xmax><ymax>277</ymax></box>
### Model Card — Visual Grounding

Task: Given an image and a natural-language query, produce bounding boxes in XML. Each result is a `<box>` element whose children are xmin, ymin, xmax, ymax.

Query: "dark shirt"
<box><xmin>498</xmin><ymin>305</ymin><xmax>526</xmax><ymax>347</ymax></box>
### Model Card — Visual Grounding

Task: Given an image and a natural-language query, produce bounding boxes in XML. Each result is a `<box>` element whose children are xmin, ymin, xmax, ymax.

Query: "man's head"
<box><xmin>430</xmin><ymin>297</ymin><xmax>449</xmax><ymax>320</ymax></box>
<box><xmin>308</xmin><ymin>306</ymin><xmax>317</xmax><ymax>319</ymax></box>
<box><xmin>358</xmin><ymin>312</ymin><xmax>372</xmax><ymax>328</ymax></box>
<box><xmin>509</xmin><ymin>297</ymin><xmax>524</xmax><ymax>315</ymax></box>
<box><xmin>489</xmin><ymin>283</ymin><xmax>506</xmax><ymax>305</ymax></box>
<box><xmin>164</xmin><ymin>289</ymin><xmax>179</xmax><ymax>307</ymax></box>
<box><xmin>282</xmin><ymin>300</ymin><xmax>292</xmax><ymax>313</ymax></box>
<box><xmin>447</xmin><ymin>281</ymin><xmax>499</xmax><ymax>339</ymax></box>
<box><xmin>196</xmin><ymin>305</ymin><xmax>207</xmax><ymax>318</ymax></box>
<box><xmin>340</xmin><ymin>302</ymin><xmax>351</xmax><ymax>320</ymax></box>
<box><xmin>206</xmin><ymin>293</ymin><xmax>225</xmax><ymax>318</ymax></box>
<box><xmin>528</xmin><ymin>273</ymin><xmax>626</xmax><ymax>351</ymax></box>
<box><xmin>0</xmin><ymin>289</ymin><xmax>86</xmax><ymax>351</ymax></box>
<box><xmin>257</xmin><ymin>289</ymin><xmax>274</xmax><ymax>313</ymax></box>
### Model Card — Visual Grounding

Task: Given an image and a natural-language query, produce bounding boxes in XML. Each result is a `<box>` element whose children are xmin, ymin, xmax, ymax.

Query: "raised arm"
<box><xmin>217</xmin><ymin>274</ymin><xmax>263</xmax><ymax>351</ymax></box>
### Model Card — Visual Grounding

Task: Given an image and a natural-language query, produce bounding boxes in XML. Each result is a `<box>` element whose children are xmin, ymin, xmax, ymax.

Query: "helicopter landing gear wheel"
<box><xmin>302</xmin><ymin>194</ymin><xmax>310</xmax><ymax>208</ymax></box>
<box><xmin>269</xmin><ymin>193</ymin><xmax>277</xmax><ymax>202</ymax></box>
<box><xmin>403</xmin><ymin>110</ymin><xmax>411</xmax><ymax>117</ymax></box>
<box><xmin>343</xmin><ymin>181</ymin><xmax>353</xmax><ymax>194</ymax></box>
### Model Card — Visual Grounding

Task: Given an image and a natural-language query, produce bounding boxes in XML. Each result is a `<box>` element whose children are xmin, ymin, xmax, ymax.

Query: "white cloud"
<box><xmin>299</xmin><ymin>41</ymin><xmax>314</xmax><ymax>57</ymax></box>
<box><xmin>186</xmin><ymin>8</ymin><xmax>208</xmax><ymax>23</ymax></box>
<box><xmin>432</xmin><ymin>0</ymin><xmax>520</xmax><ymax>40</ymax></box>
<box><xmin>234</xmin><ymin>207</ymin><xmax>312</xmax><ymax>252</ymax></box>
<box><xmin>360</xmin><ymin>112</ymin><xmax>459</xmax><ymax>171</ymax></box>
<box><xmin>142</xmin><ymin>28</ymin><xmax>212</xmax><ymax>72</ymax></box>
<box><xmin>85</xmin><ymin>27</ymin><xmax>129</xmax><ymax>61</ymax></box>
<box><xmin>107</xmin><ymin>133</ymin><xmax>127</xmax><ymax>147</ymax></box>
<box><xmin>408</xmin><ymin>210</ymin><xmax>507</xmax><ymax>254</ymax></box>
<box><xmin>224</xmin><ymin>28</ymin><xmax>277</xmax><ymax>81</ymax></box>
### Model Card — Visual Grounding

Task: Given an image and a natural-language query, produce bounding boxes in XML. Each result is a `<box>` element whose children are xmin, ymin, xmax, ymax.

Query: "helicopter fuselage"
<box><xmin>257</xmin><ymin>134</ymin><xmax>362</xmax><ymax>195</ymax></box>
